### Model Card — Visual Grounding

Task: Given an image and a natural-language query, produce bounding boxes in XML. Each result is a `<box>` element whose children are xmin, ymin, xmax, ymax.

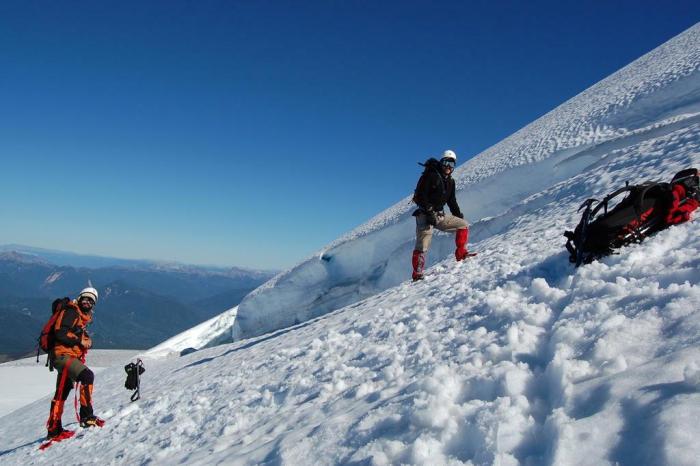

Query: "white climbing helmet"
<box><xmin>78</xmin><ymin>287</ymin><xmax>99</xmax><ymax>304</ymax></box>
<box><xmin>441</xmin><ymin>149</ymin><xmax>457</xmax><ymax>163</ymax></box>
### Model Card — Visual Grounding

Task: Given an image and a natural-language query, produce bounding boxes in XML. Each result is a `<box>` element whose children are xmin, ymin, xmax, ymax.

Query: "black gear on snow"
<box><xmin>124</xmin><ymin>359</ymin><xmax>145</xmax><ymax>401</ymax></box>
<box><xmin>565</xmin><ymin>182</ymin><xmax>670</xmax><ymax>266</ymax></box>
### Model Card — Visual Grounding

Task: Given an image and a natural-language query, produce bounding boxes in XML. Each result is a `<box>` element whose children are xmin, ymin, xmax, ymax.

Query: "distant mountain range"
<box><xmin>0</xmin><ymin>244</ymin><xmax>275</xmax><ymax>278</ymax></box>
<box><xmin>0</xmin><ymin>245</ymin><xmax>277</xmax><ymax>358</ymax></box>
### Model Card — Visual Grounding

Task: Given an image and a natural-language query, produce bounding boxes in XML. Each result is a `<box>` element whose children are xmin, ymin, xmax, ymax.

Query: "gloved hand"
<box><xmin>425</xmin><ymin>209</ymin><xmax>438</xmax><ymax>226</ymax></box>
<box><xmin>80</xmin><ymin>333</ymin><xmax>92</xmax><ymax>350</ymax></box>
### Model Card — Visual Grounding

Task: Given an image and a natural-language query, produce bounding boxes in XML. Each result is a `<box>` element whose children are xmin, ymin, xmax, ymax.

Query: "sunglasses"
<box><xmin>79</xmin><ymin>297</ymin><xmax>95</xmax><ymax>306</ymax></box>
<box><xmin>441</xmin><ymin>161</ymin><xmax>455</xmax><ymax>169</ymax></box>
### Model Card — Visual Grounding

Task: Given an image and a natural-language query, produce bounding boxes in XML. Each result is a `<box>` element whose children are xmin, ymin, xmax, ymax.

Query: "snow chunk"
<box><xmin>683</xmin><ymin>363</ymin><xmax>700</xmax><ymax>389</ymax></box>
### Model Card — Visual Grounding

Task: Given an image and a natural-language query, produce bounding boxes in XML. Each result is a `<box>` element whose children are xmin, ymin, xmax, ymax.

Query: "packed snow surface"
<box><xmin>1</xmin><ymin>23</ymin><xmax>700</xmax><ymax>466</ymax></box>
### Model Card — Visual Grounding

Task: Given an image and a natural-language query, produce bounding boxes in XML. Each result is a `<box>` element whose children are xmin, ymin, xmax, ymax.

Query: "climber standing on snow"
<box><xmin>411</xmin><ymin>150</ymin><xmax>472</xmax><ymax>281</ymax></box>
<box><xmin>45</xmin><ymin>287</ymin><xmax>104</xmax><ymax>440</ymax></box>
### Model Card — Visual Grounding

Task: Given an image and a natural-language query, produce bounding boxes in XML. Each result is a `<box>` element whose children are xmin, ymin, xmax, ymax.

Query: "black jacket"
<box><xmin>413</xmin><ymin>162</ymin><xmax>463</xmax><ymax>217</ymax></box>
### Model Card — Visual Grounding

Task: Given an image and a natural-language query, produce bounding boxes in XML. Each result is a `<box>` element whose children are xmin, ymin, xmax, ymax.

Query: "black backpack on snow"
<box><xmin>124</xmin><ymin>359</ymin><xmax>145</xmax><ymax>401</ymax></box>
<box><xmin>564</xmin><ymin>168</ymin><xmax>699</xmax><ymax>266</ymax></box>
<box><xmin>564</xmin><ymin>181</ymin><xmax>672</xmax><ymax>266</ymax></box>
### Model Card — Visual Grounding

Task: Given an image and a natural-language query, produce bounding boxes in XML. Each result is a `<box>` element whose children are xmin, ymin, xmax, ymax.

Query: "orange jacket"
<box><xmin>53</xmin><ymin>300</ymin><xmax>93</xmax><ymax>359</ymax></box>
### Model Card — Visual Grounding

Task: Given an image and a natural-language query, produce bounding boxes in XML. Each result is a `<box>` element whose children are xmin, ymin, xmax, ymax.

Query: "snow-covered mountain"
<box><xmin>1</xmin><ymin>24</ymin><xmax>699</xmax><ymax>466</ymax></box>
<box><xmin>154</xmin><ymin>22</ymin><xmax>700</xmax><ymax>355</ymax></box>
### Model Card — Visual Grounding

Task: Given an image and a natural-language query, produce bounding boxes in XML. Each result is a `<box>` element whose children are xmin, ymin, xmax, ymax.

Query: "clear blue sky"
<box><xmin>1</xmin><ymin>1</ymin><xmax>698</xmax><ymax>270</ymax></box>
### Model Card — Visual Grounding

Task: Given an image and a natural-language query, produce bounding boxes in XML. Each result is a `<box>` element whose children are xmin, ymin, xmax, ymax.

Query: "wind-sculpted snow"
<box><xmin>225</xmin><ymin>24</ymin><xmax>700</xmax><ymax>344</ymax></box>
<box><xmin>1</xmin><ymin>121</ymin><xmax>698</xmax><ymax>464</ymax></box>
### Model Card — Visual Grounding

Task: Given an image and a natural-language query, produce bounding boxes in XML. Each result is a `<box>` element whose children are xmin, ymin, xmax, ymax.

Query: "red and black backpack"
<box><xmin>564</xmin><ymin>168</ymin><xmax>699</xmax><ymax>266</ymax></box>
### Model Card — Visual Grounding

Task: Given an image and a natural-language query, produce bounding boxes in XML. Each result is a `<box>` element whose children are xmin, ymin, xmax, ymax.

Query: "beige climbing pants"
<box><xmin>414</xmin><ymin>211</ymin><xmax>469</xmax><ymax>252</ymax></box>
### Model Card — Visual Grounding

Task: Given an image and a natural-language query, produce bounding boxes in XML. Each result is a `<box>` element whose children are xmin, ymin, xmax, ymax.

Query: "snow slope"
<box><xmin>159</xmin><ymin>20</ymin><xmax>700</xmax><ymax>350</ymax></box>
<box><xmin>1</xmin><ymin>24</ymin><xmax>699</xmax><ymax>466</ymax></box>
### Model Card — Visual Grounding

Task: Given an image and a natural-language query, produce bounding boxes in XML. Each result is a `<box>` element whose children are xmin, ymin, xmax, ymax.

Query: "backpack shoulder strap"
<box><xmin>52</xmin><ymin>307</ymin><xmax>67</xmax><ymax>332</ymax></box>
<box><xmin>632</xmin><ymin>181</ymin><xmax>670</xmax><ymax>212</ymax></box>
<box><xmin>565</xmin><ymin>182</ymin><xmax>638</xmax><ymax>266</ymax></box>
<box><xmin>590</xmin><ymin>185</ymin><xmax>634</xmax><ymax>218</ymax></box>
<box><xmin>564</xmin><ymin>198</ymin><xmax>599</xmax><ymax>265</ymax></box>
